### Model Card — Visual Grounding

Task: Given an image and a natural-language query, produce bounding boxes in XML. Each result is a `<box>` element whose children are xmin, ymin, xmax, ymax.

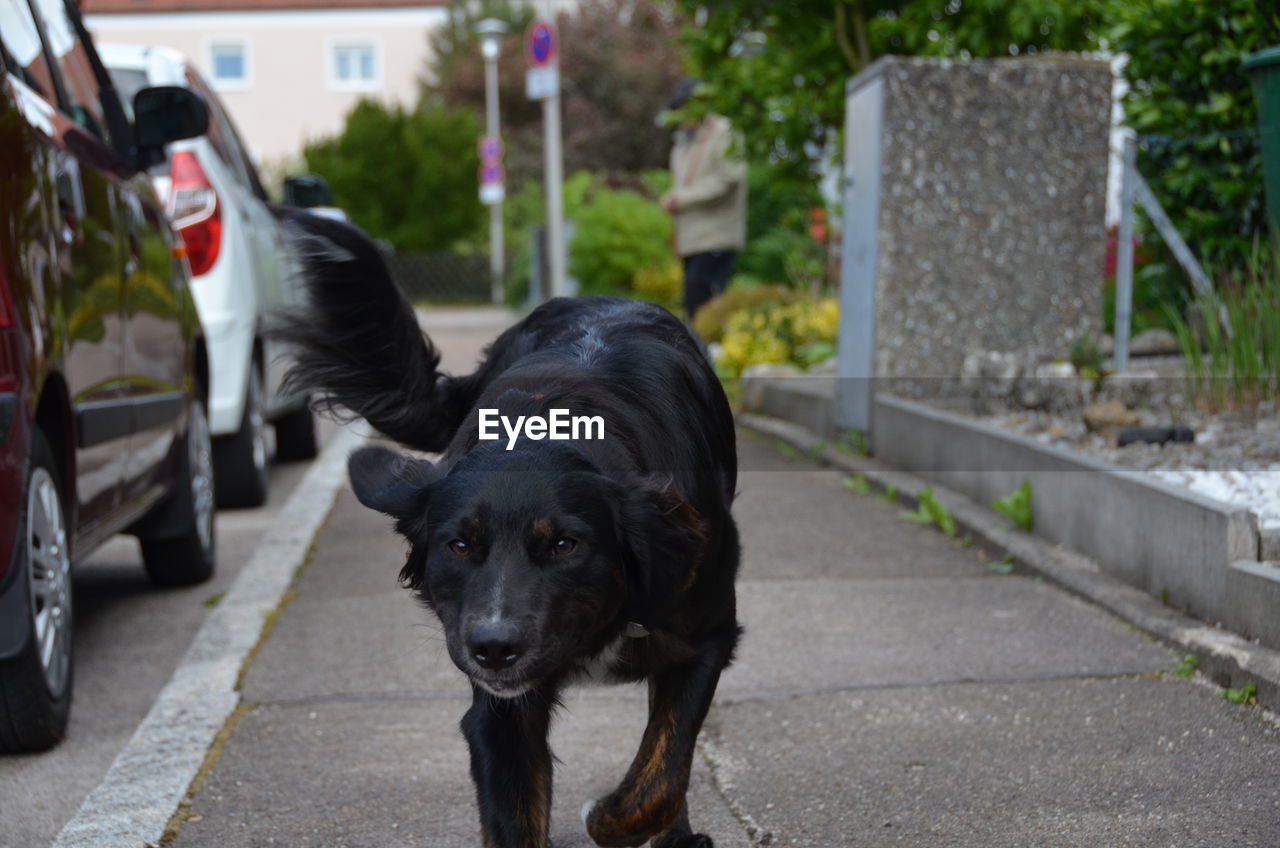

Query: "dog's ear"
<box><xmin>347</xmin><ymin>446</ymin><xmax>440</xmax><ymax>519</ymax></box>
<box><xmin>615</xmin><ymin>477</ymin><xmax>709</xmax><ymax>623</ymax></box>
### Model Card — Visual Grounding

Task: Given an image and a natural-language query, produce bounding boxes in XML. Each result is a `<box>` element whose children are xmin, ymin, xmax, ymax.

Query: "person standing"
<box><xmin>660</xmin><ymin>80</ymin><xmax>747</xmax><ymax>325</ymax></box>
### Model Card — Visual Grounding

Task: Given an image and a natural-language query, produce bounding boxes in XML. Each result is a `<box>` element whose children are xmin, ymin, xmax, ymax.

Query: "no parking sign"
<box><xmin>525</xmin><ymin>19</ymin><xmax>559</xmax><ymax>101</ymax></box>
<box><xmin>478</xmin><ymin>134</ymin><xmax>504</xmax><ymax>204</ymax></box>
<box><xmin>527</xmin><ymin>19</ymin><xmax>556</xmax><ymax>66</ymax></box>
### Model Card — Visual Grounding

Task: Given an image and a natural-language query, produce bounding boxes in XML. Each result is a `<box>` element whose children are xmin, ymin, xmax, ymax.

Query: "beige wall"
<box><xmin>86</xmin><ymin>7</ymin><xmax>447</xmax><ymax>164</ymax></box>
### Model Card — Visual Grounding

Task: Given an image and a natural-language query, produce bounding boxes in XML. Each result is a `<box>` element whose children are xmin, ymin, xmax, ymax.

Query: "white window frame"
<box><xmin>327</xmin><ymin>37</ymin><xmax>381</xmax><ymax>93</ymax></box>
<box><xmin>205</xmin><ymin>36</ymin><xmax>251</xmax><ymax>92</ymax></box>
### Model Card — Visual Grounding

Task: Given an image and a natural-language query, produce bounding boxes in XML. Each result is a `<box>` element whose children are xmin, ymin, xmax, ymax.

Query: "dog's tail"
<box><xmin>271</xmin><ymin>209</ymin><xmax>472</xmax><ymax>452</ymax></box>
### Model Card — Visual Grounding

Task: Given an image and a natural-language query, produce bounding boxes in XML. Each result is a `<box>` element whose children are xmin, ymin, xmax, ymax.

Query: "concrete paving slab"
<box><xmin>720</xmin><ymin>577</ymin><xmax>1175</xmax><ymax>698</ymax></box>
<box><xmin>240</xmin><ymin>487</ymin><xmax>471</xmax><ymax>704</ymax></box>
<box><xmin>702</xmin><ymin>675</ymin><xmax>1280</xmax><ymax>847</ymax></box>
<box><xmin>173</xmin><ymin>696</ymin><xmax>750</xmax><ymax>848</ymax></box>
<box><xmin>735</xmin><ymin>440</ymin><xmax>988</xmax><ymax>581</ymax></box>
<box><xmin>241</xmin><ymin>590</ymin><xmax>470</xmax><ymax>704</ymax></box>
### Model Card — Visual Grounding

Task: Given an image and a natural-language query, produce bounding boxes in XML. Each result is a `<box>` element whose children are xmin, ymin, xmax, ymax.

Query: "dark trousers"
<box><xmin>683</xmin><ymin>250</ymin><xmax>737</xmax><ymax>319</ymax></box>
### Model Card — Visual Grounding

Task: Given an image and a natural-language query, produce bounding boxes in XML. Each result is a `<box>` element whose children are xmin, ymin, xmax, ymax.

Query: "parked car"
<box><xmin>0</xmin><ymin>0</ymin><xmax>216</xmax><ymax>752</ymax></box>
<box><xmin>101</xmin><ymin>44</ymin><xmax>317</xmax><ymax>509</ymax></box>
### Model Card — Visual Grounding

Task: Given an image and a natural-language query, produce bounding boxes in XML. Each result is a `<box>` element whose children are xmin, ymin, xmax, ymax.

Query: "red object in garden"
<box><xmin>809</xmin><ymin>208</ymin><xmax>827</xmax><ymax>243</ymax></box>
<box><xmin>1105</xmin><ymin>227</ymin><xmax>1150</xmax><ymax>279</ymax></box>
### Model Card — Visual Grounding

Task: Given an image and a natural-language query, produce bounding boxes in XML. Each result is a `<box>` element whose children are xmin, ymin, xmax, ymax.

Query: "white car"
<box><xmin>102</xmin><ymin>44</ymin><xmax>316</xmax><ymax>507</ymax></box>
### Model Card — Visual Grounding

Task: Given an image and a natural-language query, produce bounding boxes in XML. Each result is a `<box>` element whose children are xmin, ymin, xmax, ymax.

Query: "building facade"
<box><xmin>83</xmin><ymin>0</ymin><xmax>448</xmax><ymax>163</ymax></box>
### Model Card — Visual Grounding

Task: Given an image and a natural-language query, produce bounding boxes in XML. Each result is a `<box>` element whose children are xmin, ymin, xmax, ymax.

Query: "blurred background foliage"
<box><xmin>1110</xmin><ymin>0</ymin><xmax>1280</xmax><ymax>326</ymax></box>
<box><xmin>306</xmin><ymin>0</ymin><xmax>1280</xmax><ymax>385</ymax></box>
<box><xmin>302</xmin><ymin>99</ymin><xmax>482</xmax><ymax>252</ymax></box>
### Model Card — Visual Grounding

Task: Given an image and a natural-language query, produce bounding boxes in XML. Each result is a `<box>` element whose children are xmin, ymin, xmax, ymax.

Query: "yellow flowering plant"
<box><xmin>716</xmin><ymin>297</ymin><xmax>839</xmax><ymax>377</ymax></box>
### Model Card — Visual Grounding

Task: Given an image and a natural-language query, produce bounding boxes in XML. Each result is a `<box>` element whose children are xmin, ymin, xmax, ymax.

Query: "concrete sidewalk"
<box><xmin>165</xmin><ymin>435</ymin><xmax>1280</xmax><ymax>847</ymax></box>
<box><xmin>164</xmin><ymin>320</ymin><xmax>1280</xmax><ymax>848</ymax></box>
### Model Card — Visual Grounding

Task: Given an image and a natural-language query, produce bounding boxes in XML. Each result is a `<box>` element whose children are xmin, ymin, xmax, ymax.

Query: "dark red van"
<box><xmin>0</xmin><ymin>0</ymin><xmax>215</xmax><ymax>752</ymax></box>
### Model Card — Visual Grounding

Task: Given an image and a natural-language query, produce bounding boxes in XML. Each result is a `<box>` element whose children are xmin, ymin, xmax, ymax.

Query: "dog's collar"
<box><xmin>625</xmin><ymin>621</ymin><xmax>650</xmax><ymax>638</ymax></box>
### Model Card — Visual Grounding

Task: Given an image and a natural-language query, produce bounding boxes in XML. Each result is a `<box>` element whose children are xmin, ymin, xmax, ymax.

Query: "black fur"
<box><xmin>276</xmin><ymin>211</ymin><xmax>741</xmax><ymax>848</ymax></box>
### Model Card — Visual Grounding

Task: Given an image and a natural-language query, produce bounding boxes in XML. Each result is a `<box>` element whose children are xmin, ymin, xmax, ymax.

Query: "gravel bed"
<box><xmin>968</xmin><ymin>404</ymin><xmax>1280</xmax><ymax>533</ymax></box>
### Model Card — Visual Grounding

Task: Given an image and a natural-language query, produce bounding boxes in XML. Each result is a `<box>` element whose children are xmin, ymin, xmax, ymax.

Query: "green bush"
<box><xmin>1110</xmin><ymin>1</ymin><xmax>1280</xmax><ymax>294</ymax></box>
<box><xmin>304</xmin><ymin>99</ymin><xmax>483</xmax><ymax>252</ymax></box>
<box><xmin>717</xmin><ymin>297</ymin><xmax>840</xmax><ymax>377</ymax></box>
<box><xmin>691</xmin><ymin>282</ymin><xmax>797</xmax><ymax>343</ymax></box>
<box><xmin>568</xmin><ymin>186</ymin><xmax>672</xmax><ymax>296</ymax></box>
<box><xmin>738</xmin><ymin>163</ymin><xmax>825</xmax><ymax>284</ymax></box>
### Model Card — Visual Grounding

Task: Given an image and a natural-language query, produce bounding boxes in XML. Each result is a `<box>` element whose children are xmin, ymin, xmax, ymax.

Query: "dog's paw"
<box><xmin>584</xmin><ymin>791</ymin><xmax>679</xmax><ymax>847</ymax></box>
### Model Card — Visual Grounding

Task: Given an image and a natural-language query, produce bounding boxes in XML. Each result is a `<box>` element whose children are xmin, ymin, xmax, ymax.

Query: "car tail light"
<box><xmin>169</xmin><ymin>151</ymin><xmax>222</xmax><ymax>277</ymax></box>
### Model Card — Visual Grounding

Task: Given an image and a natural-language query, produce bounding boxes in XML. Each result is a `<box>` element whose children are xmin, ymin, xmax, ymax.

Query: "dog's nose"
<box><xmin>468</xmin><ymin>621</ymin><xmax>526</xmax><ymax>670</ymax></box>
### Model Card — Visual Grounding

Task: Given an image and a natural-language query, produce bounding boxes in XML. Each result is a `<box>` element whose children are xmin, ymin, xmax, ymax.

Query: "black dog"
<box><xmin>276</xmin><ymin>212</ymin><xmax>742</xmax><ymax>848</ymax></box>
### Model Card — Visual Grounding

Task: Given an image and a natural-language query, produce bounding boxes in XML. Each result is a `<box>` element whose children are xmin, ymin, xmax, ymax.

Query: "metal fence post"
<box><xmin>1114</xmin><ymin>134</ymin><xmax>1137</xmax><ymax>374</ymax></box>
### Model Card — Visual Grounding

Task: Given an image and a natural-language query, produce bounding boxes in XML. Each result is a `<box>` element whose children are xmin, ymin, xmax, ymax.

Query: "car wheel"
<box><xmin>273</xmin><ymin>400</ymin><xmax>318</xmax><ymax>462</ymax></box>
<box><xmin>214</xmin><ymin>364</ymin><xmax>269</xmax><ymax>508</ymax></box>
<box><xmin>0</xmin><ymin>431</ymin><xmax>74</xmax><ymax>753</ymax></box>
<box><xmin>140</xmin><ymin>398</ymin><xmax>217</xmax><ymax>587</ymax></box>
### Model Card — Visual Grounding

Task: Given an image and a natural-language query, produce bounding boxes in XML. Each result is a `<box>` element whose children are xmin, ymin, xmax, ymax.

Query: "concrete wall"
<box><xmin>872</xmin><ymin>395</ymin><xmax>1262</xmax><ymax>634</ymax></box>
<box><xmin>837</xmin><ymin>56</ymin><xmax>1112</xmax><ymax>411</ymax></box>
<box><xmin>86</xmin><ymin>7</ymin><xmax>447</xmax><ymax>163</ymax></box>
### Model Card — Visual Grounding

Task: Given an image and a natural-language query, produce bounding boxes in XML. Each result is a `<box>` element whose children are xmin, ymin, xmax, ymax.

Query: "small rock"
<box><xmin>1129</xmin><ymin>328</ymin><xmax>1180</xmax><ymax>356</ymax></box>
<box><xmin>740</xmin><ymin>362</ymin><xmax>803</xmax><ymax>411</ymax></box>
<box><xmin>1083</xmin><ymin>399</ymin><xmax>1140</xmax><ymax>433</ymax></box>
<box><xmin>1117</xmin><ymin>426</ymin><xmax>1195</xmax><ymax>447</ymax></box>
<box><xmin>807</xmin><ymin>356</ymin><xmax>838</xmax><ymax>375</ymax></box>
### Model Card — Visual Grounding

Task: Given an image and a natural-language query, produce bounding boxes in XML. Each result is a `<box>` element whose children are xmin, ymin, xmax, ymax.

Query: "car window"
<box><xmin>28</xmin><ymin>0</ymin><xmax>111</xmax><ymax>144</ymax></box>
<box><xmin>0</xmin><ymin>0</ymin><xmax>56</xmax><ymax>97</ymax></box>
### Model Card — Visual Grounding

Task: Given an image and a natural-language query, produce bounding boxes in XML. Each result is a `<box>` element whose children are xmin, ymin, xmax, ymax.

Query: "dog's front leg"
<box><xmin>585</xmin><ymin>640</ymin><xmax>731</xmax><ymax>848</ymax></box>
<box><xmin>461</xmin><ymin>685</ymin><xmax>555</xmax><ymax>848</ymax></box>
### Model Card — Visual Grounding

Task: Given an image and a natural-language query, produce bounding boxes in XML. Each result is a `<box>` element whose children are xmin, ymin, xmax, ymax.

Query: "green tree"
<box><xmin>672</xmin><ymin>0</ymin><xmax>1106</xmax><ymax>178</ymax></box>
<box><xmin>424</xmin><ymin>0</ymin><xmax>685</xmax><ymax>186</ymax></box>
<box><xmin>303</xmin><ymin>99</ymin><xmax>483</xmax><ymax>251</ymax></box>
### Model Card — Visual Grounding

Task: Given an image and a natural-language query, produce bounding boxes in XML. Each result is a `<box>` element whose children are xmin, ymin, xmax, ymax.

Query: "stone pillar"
<box><xmin>836</xmin><ymin>55</ymin><xmax>1112</xmax><ymax>431</ymax></box>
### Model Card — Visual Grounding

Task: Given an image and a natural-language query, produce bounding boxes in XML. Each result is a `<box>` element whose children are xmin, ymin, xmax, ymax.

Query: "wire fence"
<box><xmin>385</xmin><ymin>251</ymin><xmax>491</xmax><ymax>304</ymax></box>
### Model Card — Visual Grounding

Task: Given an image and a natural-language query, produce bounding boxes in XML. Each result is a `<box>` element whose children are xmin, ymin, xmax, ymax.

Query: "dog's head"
<box><xmin>348</xmin><ymin>442</ymin><xmax>707</xmax><ymax>697</ymax></box>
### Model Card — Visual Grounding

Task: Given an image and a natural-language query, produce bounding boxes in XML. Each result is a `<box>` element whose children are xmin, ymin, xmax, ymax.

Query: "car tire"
<box><xmin>273</xmin><ymin>401</ymin><xmax>318</xmax><ymax>462</ymax></box>
<box><xmin>214</xmin><ymin>364</ymin><xmax>269</xmax><ymax>508</ymax></box>
<box><xmin>0</xmin><ymin>431</ymin><xmax>74</xmax><ymax>753</ymax></box>
<box><xmin>140</xmin><ymin>398</ymin><xmax>217</xmax><ymax>587</ymax></box>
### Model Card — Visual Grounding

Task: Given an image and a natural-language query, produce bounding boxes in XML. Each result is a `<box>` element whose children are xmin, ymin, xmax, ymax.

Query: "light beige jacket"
<box><xmin>668</xmin><ymin>114</ymin><xmax>747</xmax><ymax>257</ymax></box>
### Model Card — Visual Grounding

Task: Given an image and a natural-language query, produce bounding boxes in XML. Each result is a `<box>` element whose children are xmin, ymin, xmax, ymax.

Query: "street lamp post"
<box><xmin>475</xmin><ymin>18</ymin><xmax>507</xmax><ymax>305</ymax></box>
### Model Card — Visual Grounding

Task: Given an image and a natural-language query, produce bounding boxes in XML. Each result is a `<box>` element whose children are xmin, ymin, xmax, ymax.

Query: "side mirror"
<box><xmin>132</xmin><ymin>85</ymin><xmax>208</xmax><ymax>168</ymax></box>
<box><xmin>283</xmin><ymin>174</ymin><xmax>334</xmax><ymax>208</ymax></box>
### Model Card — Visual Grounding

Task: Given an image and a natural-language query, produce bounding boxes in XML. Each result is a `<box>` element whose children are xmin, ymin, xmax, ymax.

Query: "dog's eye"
<box><xmin>551</xmin><ymin>537</ymin><xmax>577</xmax><ymax>556</ymax></box>
<box><xmin>447</xmin><ymin>539</ymin><xmax>470</xmax><ymax>556</ymax></box>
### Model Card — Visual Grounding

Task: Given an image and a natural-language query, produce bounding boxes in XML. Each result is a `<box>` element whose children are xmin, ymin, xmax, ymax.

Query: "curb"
<box><xmin>739</xmin><ymin>412</ymin><xmax>1280</xmax><ymax>710</ymax></box>
<box><xmin>52</xmin><ymin>425</ymin><xmax>366</xmax><ymax>848</ymax></box>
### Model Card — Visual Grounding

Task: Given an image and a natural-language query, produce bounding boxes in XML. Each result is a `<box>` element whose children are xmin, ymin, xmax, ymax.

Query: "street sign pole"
<box><xmin>475</xmin><ymin>18</ymin><xmax>508</xmax><ymax>305</ymax></box>
<box><xmin>485</xmin><ymin>54</ymin><xmax>503</xmax><ymax>305</ymax></box>
<box><xmin>529</xmin><ymin>5</ymin><xmax>566</xmax><ymax>299</ymax></box>
<box><xmin>544</xmin><ymin>86</ymin><xmax>565</xmax><ymax>299</ymax></box>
